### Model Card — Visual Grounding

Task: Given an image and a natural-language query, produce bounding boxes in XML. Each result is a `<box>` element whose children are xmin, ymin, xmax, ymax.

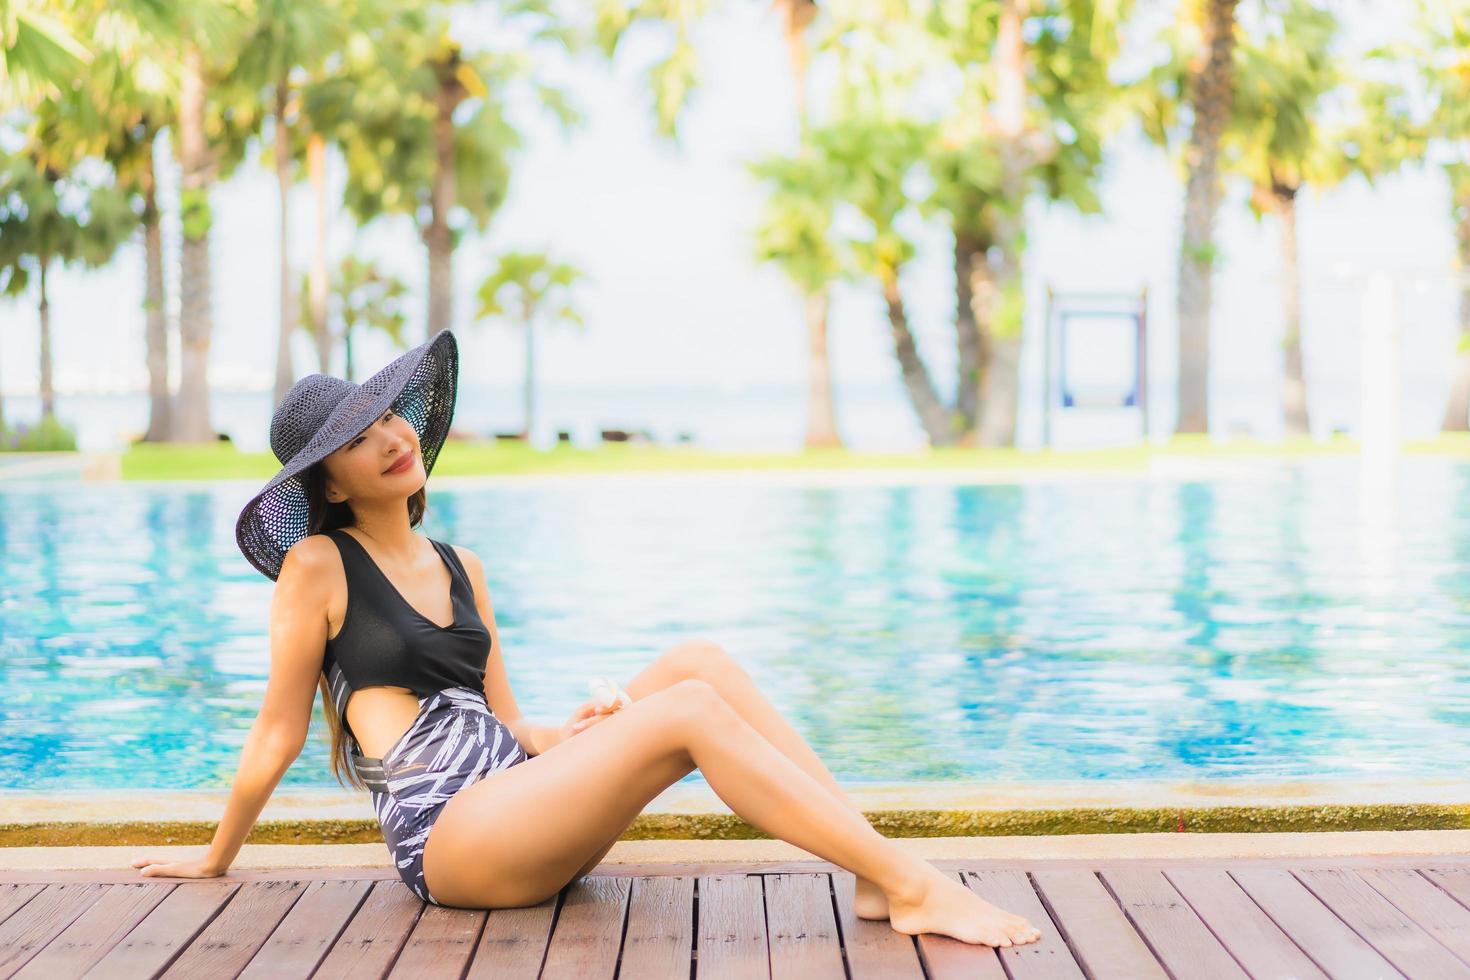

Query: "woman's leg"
<box><xmin>421</xmin><ymin>678</ymin><xmax>1041</xmax><ymax>948</ymax></box>
<box><xmin>619</xmin><ymin>639</ymin><xmax>892</xmax><ymax>917</ymax></box>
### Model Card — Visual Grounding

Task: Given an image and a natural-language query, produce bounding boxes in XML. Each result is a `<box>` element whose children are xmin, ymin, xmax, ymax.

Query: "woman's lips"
<box><xmin>384</xmin><ymin>451</ymin><xmax>415</xmax><ymax>475</ymax></box>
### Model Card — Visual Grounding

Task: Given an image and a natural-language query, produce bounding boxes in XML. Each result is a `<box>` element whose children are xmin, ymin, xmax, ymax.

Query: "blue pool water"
<box><xmin>3</xmin><ymin>457</ymin><xmax>1469</xmax><ymax>792</ymax></box>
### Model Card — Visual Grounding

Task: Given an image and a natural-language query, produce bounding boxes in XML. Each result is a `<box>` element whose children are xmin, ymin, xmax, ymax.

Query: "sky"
<box><xmin>0</xmin><ymin>0</ymin><xmax>1459</xmax><ymax>445</ymax></box>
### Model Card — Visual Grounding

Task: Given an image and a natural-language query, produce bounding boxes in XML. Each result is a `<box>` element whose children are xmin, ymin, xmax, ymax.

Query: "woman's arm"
<box><xmin>135</xmin><ymin>538</ymin><xmax>332</xmax><ymax>878</ymax></box>
<box><xmin>453</xmin><ymin>546</ymin><xmax>567</xmax><ymax>757</ymax></box>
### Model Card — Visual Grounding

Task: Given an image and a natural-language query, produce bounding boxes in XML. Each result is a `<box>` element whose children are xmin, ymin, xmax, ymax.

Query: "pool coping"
<box><xmin>5</xmin><ymin>780</ymin><xmax>1467</xmax><ymax>846</ymax></box>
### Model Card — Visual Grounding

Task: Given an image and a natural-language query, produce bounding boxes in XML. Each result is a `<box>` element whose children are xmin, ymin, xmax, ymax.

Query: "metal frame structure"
<box><xmin>1041</xmin><ymin>286</ymin><xmax>1150</xmax><ymax>448</ymax></box>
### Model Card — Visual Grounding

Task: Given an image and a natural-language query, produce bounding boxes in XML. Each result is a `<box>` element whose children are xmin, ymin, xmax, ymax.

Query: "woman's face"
<box><xmin>321</xmin><ymin>406</ymin><xmax>424</xmax><ymax>506</ymax></box>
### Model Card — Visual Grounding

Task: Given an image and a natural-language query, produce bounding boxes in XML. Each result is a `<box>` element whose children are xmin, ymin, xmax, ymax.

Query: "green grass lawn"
<box><xmin>113</xmin><ymin>431</ymin><xmax>1470</xmax><ymax>481</ymax></box>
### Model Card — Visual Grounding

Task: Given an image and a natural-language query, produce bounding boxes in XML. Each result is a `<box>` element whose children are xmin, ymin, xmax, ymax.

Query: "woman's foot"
<box><xmin>854</xmin><ymin>875</ymin><xmax>890</xmax><ymax>919</ymax></box>
<box><xmin>886</xmin><ymin>868</ymin><xmax>1042</xmax><ymax>947</ymax></box>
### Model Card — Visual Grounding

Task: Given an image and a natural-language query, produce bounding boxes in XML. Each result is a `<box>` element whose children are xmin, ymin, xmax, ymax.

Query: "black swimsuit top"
<box><xmin>321</xmin><ymin>528</ymin><xmax>492</xmax><ymax>750</ymax></box>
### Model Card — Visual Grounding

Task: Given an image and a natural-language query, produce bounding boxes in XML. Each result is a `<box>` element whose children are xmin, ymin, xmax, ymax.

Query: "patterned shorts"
<box><xmin>363</xmin><ymin>685</ymin><xmax>529</xmax><ymax>904</ymax></box>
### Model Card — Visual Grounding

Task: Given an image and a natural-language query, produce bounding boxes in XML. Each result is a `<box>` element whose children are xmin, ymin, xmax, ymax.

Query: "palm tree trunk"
<box><xmin>975</xmin><ymin>0</ymin><xmax>1029</xmax><ymax>449</ymax></box>
<box><xmin>425</xmin><ymin>75</ymin><xmax>457</xmax><ymax>336</ymax></box>
<box><xmin>1441</xmin><ymin>190</ymin><xmax>1470</xmax><ymax>432</ymax></box>
<box><xmin>967</xmin><ymin>218</ymin><xmax>1024</xmax><ymax>448</ymax></box>
<box><xmin>1175</xmin><ymin>0</ymin><xmax>1240</xmax><ymax>435</ymax></box>
<box><xmin>979</xmin><ymin>334</ymin><xmax>1021</xmax><ymax>447</ymax></box>
<box><xmin>803</xmin><ymin>290</ymin><xmax>841</xmax><ymax>448</ymax></box>
<box><xmin>274</xmin><ymin>80</ymin><xmax>296</xmax><ymax>409</ymax></box>
<box><xmin>882</xmin><ymin>271</ymin><xmax>954</xmax><ymax>446</ymax></box>
<box><xmin>775</xmin><ymin>0</ymin><xmax>817</xmax><ymax>126</ymax></box>
<box><xmin>141</xmin><ymin>135</ymin><xmax>171</xmax><ymax>442</ymax></box>
<box><xmin>777</xmin><ymin>0</ymin><xmax>837</xmax><ymax>450</ymax></box>
<box><xmin>177</xmin><ymin>43</ymin><xmax>216</xmax><ymax>443</ymax></box>
<box><xmin>1277</xmin><ymin>185</ymin><xmax>1309</xmax><ymax>437</ymax></box>
<box><xmin>954</xmin><ymin>229</ymin><xmax>983</xmax><ymax>442</ymax></box>
<box><xmin>308</xmin><ymin>132</ymin><xmax>331</xmax><ymax>374</ymax></box>
<box><xmin>38</xmin><ymin>258</ymin><xmax>53</xmax><ymax>420</ymax></box>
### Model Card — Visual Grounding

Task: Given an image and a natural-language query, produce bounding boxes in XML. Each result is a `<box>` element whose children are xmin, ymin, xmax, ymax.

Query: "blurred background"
<box><xmin>2</xmin><ymin>0</ymin><xmax>1467</xmax><ymax>455</ymax></box>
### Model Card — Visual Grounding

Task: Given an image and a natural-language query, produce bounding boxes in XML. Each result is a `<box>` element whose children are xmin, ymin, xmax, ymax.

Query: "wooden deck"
<box><xmin>2</xmin><ymin>855</ymin><xmax>1470</xmax><ymax>978</ymax></box>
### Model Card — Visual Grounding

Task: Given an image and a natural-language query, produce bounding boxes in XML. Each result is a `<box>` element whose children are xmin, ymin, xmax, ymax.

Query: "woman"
<box><xmin>131</xmin><ymin>329</ymin><xmax>1041</xmax><ymax>948</ymax></box>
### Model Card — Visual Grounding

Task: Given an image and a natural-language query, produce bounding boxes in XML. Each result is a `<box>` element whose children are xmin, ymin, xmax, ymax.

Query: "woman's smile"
<box><xmin>383</xmin><ymin>450</ymin><xmax>416</xmax><ymax>475</ymax></box>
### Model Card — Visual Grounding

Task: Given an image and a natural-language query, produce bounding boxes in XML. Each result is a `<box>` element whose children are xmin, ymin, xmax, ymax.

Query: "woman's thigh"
<box><xmin>421</xmin><ymin>679</ymin><xmax>715</xmax><ymax>909</ymax></box>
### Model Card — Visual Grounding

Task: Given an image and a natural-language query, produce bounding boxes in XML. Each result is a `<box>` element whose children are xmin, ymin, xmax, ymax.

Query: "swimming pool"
<box><xmin>3</xmin><ymin>456</ymin><xmax>1468</xmax><ymax>792</ymax></box>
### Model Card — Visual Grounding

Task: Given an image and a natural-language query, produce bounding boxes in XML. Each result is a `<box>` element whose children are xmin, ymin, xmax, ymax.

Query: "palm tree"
<box><xmin>162</xmin><ymin>4</ymin><xmax>253</xmax><ymax>442</ymax></box>
<box><xmin>330</xmin><ymin>4</ymin><xmax>579</xmax><ymax>337</ymax></box>
<box><xmin>1414</xmin><ymin>4</ymin><xmax>1470</xmax><ymax>432</ymax></box>
<box><xmin>474</xmin><ymin>251</ymin><xmax>586</xmax><ymax>441</ymax></box>
<box><xmin>1222</xmin><ymin>0</ymin><xmax>1341</xmax><ymax>438</ymax></box>
<box><xmin>231</xmin><ymin>0</ymin><xmax>350</xmax><ymax>408</ymax></box>
<box><xmin>748</xmin><ymin>149</ymin><xmax>846</xmax><ymax>448</ymax></box>
<box><xmin>1175</xmin><ymin>0</ymin><xmax>1241</xmax><ymax>435</ymax></box>
<box><xmin>0</xmin><ymin>0</ymin><xmax>89</xmax><ymax>107</ymax></box>
<box><xmin>916</xmin><ymin>0</ymin><xmax>1132</xmax><ymax>447</ymax></box>
<box><xmin>0</xmin><ymin>145</ymin><xmax>137</xmax><ymax>426</ymax></box>
<box><xmin>817</xmin><ymin>114</ymin><xmax>957</xmax><ymax>446</ymax></box>
<box><xmin>48</xmin><ymin>1</ymin><xmax>182</xmax><ymax>442</ymax></box>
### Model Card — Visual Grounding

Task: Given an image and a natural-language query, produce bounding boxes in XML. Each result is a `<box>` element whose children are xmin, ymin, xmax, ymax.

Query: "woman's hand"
<box><xmin>565</xmin><ymin>697</ymin><xmax>616</xmax><ymax>734</ymax></box>
<box><xmin>132</xmin><ymin>854</ymin><xmax>225</xmax><ymax>880</ymax></box>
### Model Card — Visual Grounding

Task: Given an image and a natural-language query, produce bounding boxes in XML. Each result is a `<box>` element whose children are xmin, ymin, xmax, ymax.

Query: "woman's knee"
<box><xmin>660</xmin><ymin>637</ymin><xmax>739</xmax><ymax>682</ymax></box>
<box><xmin>647</xmin><ymin>677</ymin><xmax>739</xmax><ymax>748</ymax></box>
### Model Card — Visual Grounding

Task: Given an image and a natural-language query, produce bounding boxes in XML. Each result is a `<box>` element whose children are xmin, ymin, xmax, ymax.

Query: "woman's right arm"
<box><xmin>133</xmin><ymin>538</ymin><xmax>334</xmax><ymax>879</ymax></box>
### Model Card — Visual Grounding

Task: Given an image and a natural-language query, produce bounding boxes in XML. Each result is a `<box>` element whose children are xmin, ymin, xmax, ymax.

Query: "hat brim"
<box><xmin>234</xmin><ymin>329</ymin><xmax>459</xmax><ymax>582</ymax></box>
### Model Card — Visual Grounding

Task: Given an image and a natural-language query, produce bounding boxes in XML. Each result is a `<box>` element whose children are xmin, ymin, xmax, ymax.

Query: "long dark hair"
<box><xmin>303</xmin><ymin>458</ymin><xmax>428</xmax><ymax>790</ymax></box>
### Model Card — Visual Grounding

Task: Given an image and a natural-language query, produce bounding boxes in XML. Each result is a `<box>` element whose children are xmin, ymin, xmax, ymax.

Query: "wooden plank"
<box><xmin>1100</xmin><ymin>868</ymin><xmax>1245</xmax><ymax>979</ymax></box>
<box><xmin>540</xmin><ymin>875</ymin><xmax>629</xmax><ymax>980</ymax></box>
<box><xmin>1359</xmin><ymin>868</ymin><xmax>1470</xmax><ymax>966</ymax></box>
<box><xmin>1424</xmin><ymin>868</ymin><xmax>1470</xmax><ymax>910</ymax></box>
<box><xmin>311</xmin><ymin>880</ymin><xmax>425</xmax><ymax>979</ymax></box>
<box><xmin>0</xmin><ymin>887</ymin><xmax>44</xmax><ymax>934</ymax></box>
<box><xmin>158</xmin><ymin>880</ymin><xmax>306</xmax><ymax>978</ymax></box>
<box><xmin>1294</xmin><ymin>868</ymin><xmax>1470</xmax><ymax>978</ymax></box>
<box><xmin>695</xmin><ymin>874</ymin><xmax>768</xmax><ymax>980</ymax></box>
<box><xmin>236</xmin><ymin>879</ymin><xmax>373</xmax><ymax>979</ymax></box>
<box><xmin>763</xmin><ymin>873</ymin><xmax>844</xmax><ymax>980</ymax></box>
<box><xmin>466</xmin><ymin>893</ymin><xmax>558</xmax><ymax>979</ymax></box>
<box><xmin>388</xmin><ymin>903</ymin><xmax>488</xmax><ymax>978</ymax></box>
<box><xmin>619</xmin><ymin>875</ymin><xmax>694</xmax><ymax>978</ymax></box>
<box><xmin>829</xmin><ymin>871</ymin><xmax>924</xmax><ymax>979</ymax></box>
<box><xmin>0</xmin><ymin>883</ymin><xmax>106</xmax><ymax>978</ymax></box>
<box><xmin>12</xmin><ymin>883</ymin><xmax>172</xmax><ymax>980</ymax></box>
<box><xmin>80</xmin><ymin>879</ymin><xmax>237</xmax><ymax>979</ymax></box>
<box><xmin>1164</xmin><ymin>868</ymin><xmax>1325</xmax><ymax>979</ymax></box>
<box><xmin>914</xmin><ymin>870</ymin><xmax>1006</xmax><ymax>980</ymax></box>
<box><xmin>1230</xmin><ymin>868</ymin><xmax>1402</xmax><ymax>979</ymax></box>
<box><xmin>1030</xmin><ymin>870</ymin><xmax>1166</xmax><ymax>979</ymax></box>
<box><xmin>964</xmin><ymin>870</ymin><xmax>1084</xmax><ymax>979</ymax></box>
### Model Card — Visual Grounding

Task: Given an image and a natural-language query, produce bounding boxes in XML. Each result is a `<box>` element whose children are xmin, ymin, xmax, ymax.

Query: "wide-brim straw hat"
<box><xmin>235</xmin><ymin>329</ymin><xmax>459</xmax><ymax>582</ymax></box>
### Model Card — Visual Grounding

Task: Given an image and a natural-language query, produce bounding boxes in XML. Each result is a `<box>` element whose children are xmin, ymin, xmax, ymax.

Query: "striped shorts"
<box><xmin>358</xmin><ymin>685</ymin><xmax>530</xmax><ymax>904</ymax></box>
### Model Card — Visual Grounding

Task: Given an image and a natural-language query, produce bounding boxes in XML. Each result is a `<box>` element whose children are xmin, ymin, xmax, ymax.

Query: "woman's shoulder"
<box><xmin>285</xmin><ymin>530</ymin><xmax>337</xmax><ymax>556</ymax></box>
<box><xmin>442</xmin><ymin>540</ymin><xmax>484</xmax><ymax>579</ymax></box>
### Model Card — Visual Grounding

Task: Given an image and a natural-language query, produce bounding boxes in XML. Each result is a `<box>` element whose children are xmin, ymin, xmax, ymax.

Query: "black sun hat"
<box><xmin>235</xmin><ymin>328</ymin><xmax>459</xmax><ymax>582</ymax></box>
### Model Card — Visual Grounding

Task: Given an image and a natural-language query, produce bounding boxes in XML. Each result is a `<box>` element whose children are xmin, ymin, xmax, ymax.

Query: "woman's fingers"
<box><xmin>572</xmin><ymin>707</ymin><xmax>620</xmax><ymax>732</ymax></box>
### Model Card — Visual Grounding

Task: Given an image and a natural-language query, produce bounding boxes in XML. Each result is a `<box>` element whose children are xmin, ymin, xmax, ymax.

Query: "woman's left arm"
<box><xmin>454</xmin><ymin>545</ymin><xmax>567</xmax><ymax>756</ymax></box>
